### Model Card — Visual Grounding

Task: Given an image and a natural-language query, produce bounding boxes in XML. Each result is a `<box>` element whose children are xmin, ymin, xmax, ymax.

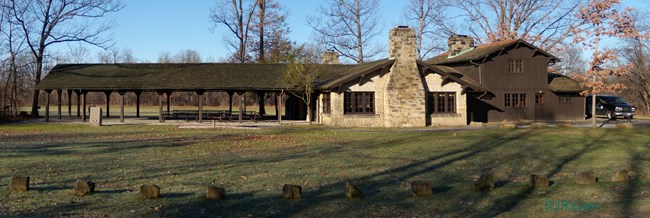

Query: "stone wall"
<box><xmin>424</xmin><ymin>74</ymin><xmax>467</xmax><ymax>126</ymax></box>
<box><xmin>322</xmin><ymin>51</ymin><xmax>340</xmax><ymax>64</ymax></box>
<box><xmin>448</xmin><ymin>34</ymin><xmax>474</xmax><ymax>57</ymax></box>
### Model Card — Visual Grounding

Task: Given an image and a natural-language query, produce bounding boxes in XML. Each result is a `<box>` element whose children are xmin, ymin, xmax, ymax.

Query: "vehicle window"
<box><xmin>602</xmin><ymin>97</ymin><xmax>626</xmax><ymax>104</ymax></box>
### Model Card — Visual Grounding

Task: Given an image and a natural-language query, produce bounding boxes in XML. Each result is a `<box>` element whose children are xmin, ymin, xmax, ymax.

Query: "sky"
<box><xmin>51</xmin><ymin>0</ymin><xmax>648</xmax><ymax>63</ymax></box>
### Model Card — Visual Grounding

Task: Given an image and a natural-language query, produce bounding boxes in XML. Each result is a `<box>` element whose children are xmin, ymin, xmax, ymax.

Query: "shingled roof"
<box><xmin>36</xmin><ymin>61</ymin><xmax>398</xmax><ymax>92</ymax></box>
<box><xmin>426</xmin><ymin>39</ymin><xmax>558</xmax><ymax>65</ymax></box>
<box><xmin>548</xmin><ymin>73</ymin><xmax>585</xmax><ymax>93</ymax></box>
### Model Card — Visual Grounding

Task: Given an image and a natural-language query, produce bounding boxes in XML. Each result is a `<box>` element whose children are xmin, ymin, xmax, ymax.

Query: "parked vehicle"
<box><xmin>585</xmin><ymin>95</ymin><xmax>635</xmax><ymax>120</ymax></box>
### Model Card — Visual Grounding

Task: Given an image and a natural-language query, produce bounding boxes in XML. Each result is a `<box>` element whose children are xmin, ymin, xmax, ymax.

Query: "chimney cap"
<box><xmin>397</xmin><ymin>25</ymin><xmax>410</xmax><ymax>29</ymax></box>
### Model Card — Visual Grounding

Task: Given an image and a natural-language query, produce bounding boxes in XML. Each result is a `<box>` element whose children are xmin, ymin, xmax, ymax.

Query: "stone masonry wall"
<box><xmin>424</xmin><ymin>74</ymin><xmax>467</xmax><ymax>126</ymax></box>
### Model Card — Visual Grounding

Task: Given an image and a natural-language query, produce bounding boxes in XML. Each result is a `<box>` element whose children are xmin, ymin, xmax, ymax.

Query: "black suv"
<box><xmin>586</xmin><ymin>95</ymin><xmax>635</xmax><ymax>120</ymax></box>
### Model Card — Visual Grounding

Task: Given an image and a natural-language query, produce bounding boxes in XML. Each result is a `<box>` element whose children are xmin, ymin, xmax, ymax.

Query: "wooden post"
<box><xmin>74</xmin><ymin>90</ymin><xmax>81</xmax><ymax>117</ymax></box>
<box><xmin>56</xmin><ymin>89</ymin><xmax>62</xmax><ymax>119</ymax></box>
<box><xmin>135</xmin><ymin>91</ymin><xmax>142</xmax><ymax>118</ymax></box>
<box><xmin>45</xmin><ymin>90</ymin><xmax>52</xmax><ymax>122</ymax></box>
<box><xmin>227</xmin><ymin>91</ymin><xmax>234</xmax><ymax>114</ymax></box>
<box><xmin>158</xmin><ymin>91</ymin><xmax>164</xmax><ymax>123</ymax></box>
<box><xmin>238</xmin><ymin>92</ymin><xmax>244</xmax><ymax>123</ymax></box>
<box><xmin>67</xmin><ymin>90</ymin><xmax>72</xmax><ymax>118</ymax></box>
<box><xmin>275</xmin><ymin>92</ymin><xmax>279</xmax><ymax>119</ymax></box>
<box><xmin>257</xmin><ymin>91</ymin><xmax>266</xmax><ymax>116</ymax></box>
<box><xmin>197</xmin><ymin>91</ymin><xmax>205</xmax><ymax>123</ymax></box>
<box><xmin>104</xmin><ymin>91</ymin><xmax>111</xmax><ymax>118</ymax></box>
<box><xmin>278</xmin><ymin>91</ymin><xmax>283</xmax><ymax>124</ymax></box>
<box><xmin>82</xmin><ymin>91</ymin><xmax>87</xmax><ymax>122</ymax></box>
<box><xmin>119</xmin><ymin>92</ymin><xmax>125</xmax><ymax>123</ymax></box>
<box><xmin>166</xmin><ymin>91</ymin><xmax>172</xmax><ymax>114</ymax></box>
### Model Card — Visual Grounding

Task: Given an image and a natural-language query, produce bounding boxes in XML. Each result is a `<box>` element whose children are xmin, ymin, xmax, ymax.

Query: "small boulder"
<box><xmin>529</xmin><ymin>174</ymin><xmax>549</xmax><ymax>188</ymax></box>
<box><xmin>140</xmin><ymin>184</ymin><xmax>160</xmax><ymax>199</ymax></box>
<box><xmin>575</xmin><ymin>170</ymin><xmax>598</xmax><ymax>185</ymax></box>
<box><xmin>612</xmin><ymin>169</ymin><xmax>631</xmax><ymax>183</ymax></box>
<box><xmin>282</xmin><ymin>184</ymin><xmax>302</xmax><ymax>199</ymax></box>
<box><xmin>411</xmin><ymin>181</ymin><xmax>433</xmax><ymax>196</ymax></box>
<box><xmin>344</xmin><ymin>182</ymin><xmax>364</xmax><ymax>199</ymax></box>
<box><xmin>472</xmin><ymin>173</ymin><xmax>495</xmax><ymax>192</ymax></box>
<box><xmin>500</xmin><ymin>123</ymin><xmax>517</xmax><ymax>129</ymax></box>
<box><xmin>206</xmin><ymin>186</ymin><xmax>226</xmax><ymax>200</ymax></box>
<box><xmin>11</xmin><ymin>176</ymin><xmax>30</xmax><ymax>192</ymax></box>
<box><xmin>73</xmin><ymin>180</ymin><xmax>96</xmax><ymax>196</ymax></box>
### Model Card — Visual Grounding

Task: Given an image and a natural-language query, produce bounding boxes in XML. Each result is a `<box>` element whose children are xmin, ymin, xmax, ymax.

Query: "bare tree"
<box><xmin>210</xmin><ymin>0</ymin><xmax>258</xmax><ymax>63</ymax></box>
<box><xmin>249</xmin><ymin>0</ymin><xmax>291</xmax><ymax>63</ymax></box>
<box><xmin>10</xmin><ymin>0</ymin><xmax>123</xmax><ymax>116</ymax></box>
<box><xmin>176</xmin><ymin>49</ymin><xmax>202</xmax><ymax>63</ymax></box>
<box><xmin>616</xmin><ymin>39</ymin><xmax>650</xmax><ymax>114</ymax></box>
<box><xmin>449</xmin><ymin>0</ymin><xmax>583</xmax><ymax>50</ymax></box>
<box><xmin>97</xmin><ymin>48</ymin><xmax>135</xmax><ymax>63</ymax></box>
<box><xmin>308</xmin><ymin>0</ymin><xmax>383</xmax><ymax>63</ymax></box>
<box><xmin>404</xmin><ymin>0</ymin><xmax>450</xmax><ymax>60</ymax></box>
<box><xmin>283</xmin><ymin>44</ymin><xmax>322</xmax><ymax>124</ymax></box>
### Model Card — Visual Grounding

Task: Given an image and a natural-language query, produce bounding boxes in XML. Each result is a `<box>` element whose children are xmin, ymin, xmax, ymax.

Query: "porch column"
<box><xmin>44</xmin><ymin>90</ymin><xmax>52</xmax><ymax>122</ymax></box>
<box><xmin>197</xmin><ymin>90</ymin><xmax>205</xmax><ymax>123</ymax></box>
<box><xmin>67</xmin><ymin>90</ymin><xmax>72</xmax><ymax>118</ymax></box>
<box><xmin>81</xmin><ymin>91</ymin><xmax>87</xmax><ymax>122</ymax></box>
<box><xmin>227</xmin><ymin>91</ymin><xmax>234</xmax><ymax>114</ymax></box>
<box><xmin>158</xmin><ymin>91</ymin><xmax>164</xmax><ymax>123</ymax></box>
<box><xmin>135</xmin><ymin>91</ymin><xmax>142</xmax><ymax>118</ymax></box>
<box><xmin>277</xmin><ymin>92</ymin><xmax>283</xmax><ymax>124</ymax></box>
<box><xmin>104</xmin><ymin>91</ymin><xmax>111</xmax><ymax>118</ymax></box>
<box><xmin>166</xmin><ymin>91</ymin><xmax>172</xmax><ymax>114</ymax></box>
<box><xmin>119</xmin><ymin>91</ymin><xmax>126</xmax><ymax>123</ymax></box>
<box><xmin>56</xmin><ymin>89</ymin><xmax>62</xmax><ymax>119</ymax></box>
<box><xmin>74</xmin><ymin>90</ymin><xmax>81</xmax><ymax>117</ymax></box>
<box><xmin>257</xmin><ymin>91</ymin><xmax>266</xmax><ymax>116</ymax></box>
<box><xmin>238</xmin><ymin>92</ymin><xmax>244</xmax><ymax>123</ymax></box>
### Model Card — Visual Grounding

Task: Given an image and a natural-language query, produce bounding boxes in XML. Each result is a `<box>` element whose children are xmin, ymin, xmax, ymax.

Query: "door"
<box><xmin>534</xmin><ymin>93</ymin><xmax>545</xmax><ymax>121</ymax></box>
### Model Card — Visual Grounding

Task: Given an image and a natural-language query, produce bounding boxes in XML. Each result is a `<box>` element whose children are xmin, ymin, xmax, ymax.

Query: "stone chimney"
<box><xmin>385</xmin><ymin>26</ymin><xmax>426</xmax><ymax>127</ymax></box>
<box><xmin>322</xmin><ymin>51</ymin><xmax>339</xmax><ymax>64</ymax></box>
<box><xmin>448</xmin><ymin>34</ymin><xmax>475</xmax><ymax>57</ymax></box>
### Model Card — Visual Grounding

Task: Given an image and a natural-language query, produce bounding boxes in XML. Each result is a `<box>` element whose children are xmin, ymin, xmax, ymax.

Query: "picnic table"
<box><xmin>164</xmin><ymin>110</ymin><xmax>259</xmax><ymax>122</ymax></box>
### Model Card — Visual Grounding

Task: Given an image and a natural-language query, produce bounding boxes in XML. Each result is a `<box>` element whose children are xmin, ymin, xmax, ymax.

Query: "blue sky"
<box><xmin>52</xmin><ymin>0</ymin><xmax>647</xmax><ymax>63</ymax></box>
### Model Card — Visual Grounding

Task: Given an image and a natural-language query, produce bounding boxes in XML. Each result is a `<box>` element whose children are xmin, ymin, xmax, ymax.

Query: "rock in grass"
<box><xmin>140</xmin><ymin>184</ymin><xmax>160</xmax><ymax>199</ymax></box>
<box><xmin>529</xmin><ymin>174</ymin><xmax>549</xmax><ymax>188</ymax></box>
<box><xmin>612</xmin><ymin>169</ymin><xmax>631</xmax><ymax>183</ymax></box>
<box><xmin>11</xmin><ymin>176</ymin><xmax>29</xmax><ymax>192</ymax></box>
<box><xmin>206</xmin><ymin>186</ymin><xmax>225</xmax><ymax>200</ymax></box>
<box><xmin>575</xmin><ymin>170</ymin><xmax>598</xmax><ymax>185</ymax></box>
<box><xmin>73</xmin><ymin>180</ymin><xmax>96</xmax><ymax>196</ymax></box>
<box><xmin>530</xmin><ymin>123</ymin><xmax>549</xmax><ymax>128</ymax></box>
<box><xmin>411</xmin><ymin>181</ymin><xmax>433</xmax><ymax>196</ymax></box>
<box><xmin>472</xmin><ymin>173</ymin><xmax>495</xmax><ymax>192</ymax></box>
<box><xmin>282</xmin><ymin>184</ymin><xmax>302</xmax><ymax>199</ymax></box>
<box><xmin>344</xmin><ymin>182</ymin><xmax>364</xmax><ymax>199</ymax></box>
<box><xmin>499</xmin><ymin>123</ymin><xmax>517</xmax><ymax>129</ymax></box>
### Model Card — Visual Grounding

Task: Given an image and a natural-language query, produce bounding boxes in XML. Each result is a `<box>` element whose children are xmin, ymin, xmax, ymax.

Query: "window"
<box><xmin>505</xmin><ymin>93</ymin><xmax>527</xmax><ymax>108</ymax></box>
<box><xmin>508</xmin><ymin>60</ymin><xmax>523</xmax><ymax>73</ymax></box>
<box><xmin>429</xmin><ymin>92</ymin><xmax>456</xmax><ymax>114</ymax></box>
<box><xmin>535</xmin><ymin>93</ymin><xmax>544</xmax><ymax>104</ymax></box>
<box><xmin>344</xmin><ymin>92</ymin><xmax>374</xmax><ymax>114</ymax></box>
<box><xmin>322</xmin><ymin>93</ymin><xmax>331</xmax><ymax>113</ymax></box>
<box><xmin>559</xmin><ymin>96</ymin><xmax>571</xmax><ymax>103</ymax></box>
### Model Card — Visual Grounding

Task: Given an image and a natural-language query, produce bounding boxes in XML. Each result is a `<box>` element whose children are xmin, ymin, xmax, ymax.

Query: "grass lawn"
<box><xmin>2</xmin><ymin>125</ymin><xmax>650</xmax><ymax>217</ymax></box>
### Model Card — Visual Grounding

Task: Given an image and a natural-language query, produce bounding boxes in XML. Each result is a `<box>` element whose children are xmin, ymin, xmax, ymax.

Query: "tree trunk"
<box><xmin>30</xmin><ymin>59</ymin><xmax>43</xmax><ymax>117</ymax></box>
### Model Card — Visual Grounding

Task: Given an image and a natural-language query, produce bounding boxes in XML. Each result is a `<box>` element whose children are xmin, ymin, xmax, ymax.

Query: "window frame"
<box><xmin>344</xmin><ymin>92</ymin><xmax>375</xmax><ymax>114</ymax></box>
<box><xmin>508</xmin><ymin>59</ymin><xmax>524</xmax><ymax>73</ymax></box>
<box><xmin>504</xmin><ymin>93</ymin><xmax>527</xmax><ymax>108</ymax></box>
<box><xmin>428</xmin><ymin>92</ymin><xmax>457</xmax><ymax>114</ymax></box>
<box><xmin>322</xmin><ymin>93</ymin><xmax>331</xmax><ymax>114</ymax></box>
<box><xmin>558</xmin><ymin>96</ymin><xmax>572</xmax><ymax>104</ymax></box>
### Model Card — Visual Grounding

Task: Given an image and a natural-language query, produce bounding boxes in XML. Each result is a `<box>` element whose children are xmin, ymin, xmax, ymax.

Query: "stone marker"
<box><xmin>612</xmin><ymin>169</ymin><xmax>631</xmax><ymax>183</ymax></box>
<box><xmin>282</xmin><ymin>184</ymin><xmax>302</xmax><ymax>199</ymax></box>
<box><xmin>344</xmin><ymin>181</ymin><xmax>364</xmax><ymax>199</ymax></box>
<box><xmin>472</xmin><ymin>173</ymin><xmax>495</xmax><ymax>192</ymax></box>
<box><xmin>206</xmin><ymin>186</ymin><xmax>226</xmax><ymax>200</ymax></box>
<box><xmin>73</xmin><ymin>180</ymin><xmax>96</xmax><ymax>196</ymax></box>
<box><xmin>140</xmin><ymin>184</ymin><xmax>160</xmax><ymax>199</ymax></box>
<box><xmin>529</xmin><ymin>174</ymin><xmax>549</xmax><ymax>188</ymax></box>
<box><xmin>11</xmin><ymin>176</ymin><xmax>29</xmax><ymax>192</ymax></box>
<box><xmin>530</xmin><ymin>123</ymin><xmax>549</xmax><ymax>128</ymax></box>
<box><xmin>89</xmin><ymin>107</ymin><xmax>102</xmax><ymax>126</ymax></box>
<box><xmin>411</xmin><ymin>181</ymin><xmax>433</xmax><ymax>196</ymax></box>
<box><xmin>575</xmin><ymin>170</ymin><xmax>598</xmax><ymax>185</ymax></box>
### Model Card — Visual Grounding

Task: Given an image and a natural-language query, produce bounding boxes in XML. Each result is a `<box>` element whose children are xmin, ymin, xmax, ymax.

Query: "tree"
<box><xmin>616</xmin><ymin>39</ymin><xmax>650</xmax><ymax>114</ymax></box>
<box><xmin>570</xmin><ymin>0</ymin><xmax>646</xmax><ymax>127</ymax></box>
<box><xmin>210</xmin><ymin>0</ymin><xmax>258</xmax><ymax>63</ymax></box>
<box><xmin>10</xmin><ymin>0</ymin><xmax>123</xmax><ymax>116</ymax></box>
<box><xmin>283</xmin><ymin>45</ymin><xmax>322</xmax><ymax>124</ymax></box>
<box><xmin>248</xmin><ymin>0</ymin><xmax>291</xmax><ymax>63</ymax></box>
<box><xmin>97</xmin><ymin>48</ymin><xmax>136</xmax><ymax>63</ymax></box>
<box><xmin>308</xmin><ymin>0</ymin><xmax>383</xmax><ymax>63</ymax></box>
<box><xmin>448</xmin><ymin>0</ymin><xmax>584</xmax><ymax>50</ymax></box>
<box><xmin>404</xmin><ymin>0</ymin><xmax>450</xmax><ymax>60</ymax></box>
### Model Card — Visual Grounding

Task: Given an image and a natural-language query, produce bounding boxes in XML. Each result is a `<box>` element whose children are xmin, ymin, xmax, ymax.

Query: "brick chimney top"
<box><xmin>322</xmin><ymin>50</ymin><xmax>339</xmax><ymax>64</ymax></box>
<box><xmin>448</xmin><ymin>34</ymin><xmax>475</xmax><ymax>57</ymax></box>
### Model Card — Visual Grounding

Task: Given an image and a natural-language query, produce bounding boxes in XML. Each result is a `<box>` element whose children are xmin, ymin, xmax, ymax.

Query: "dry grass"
<box><xmin>1</xmin><ymin>124</ymin><xmax>650</xmax><ymax>217</ymax></box>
